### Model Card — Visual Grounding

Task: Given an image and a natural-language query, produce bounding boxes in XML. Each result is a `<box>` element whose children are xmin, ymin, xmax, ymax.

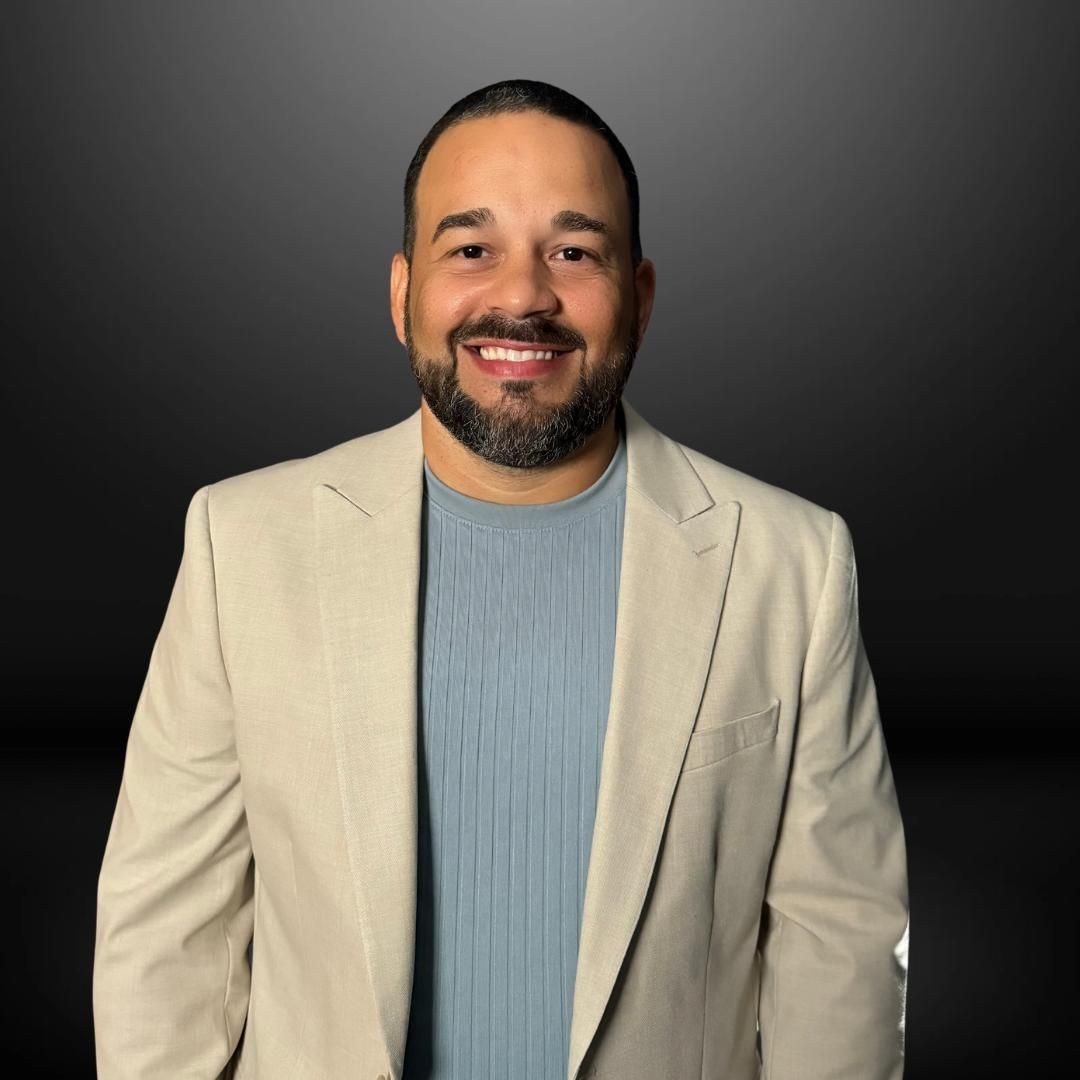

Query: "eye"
<box><xmin>447</xmin><ymin>244</ymin><xmax>596</xmax><ymax>264</ymax></box>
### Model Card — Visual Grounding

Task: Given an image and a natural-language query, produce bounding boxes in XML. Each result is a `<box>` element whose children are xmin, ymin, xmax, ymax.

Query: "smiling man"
<box><xmin>93</xmin><ymin>80</ymin><xmax>909</xmax><ymax>1080</ymax></box>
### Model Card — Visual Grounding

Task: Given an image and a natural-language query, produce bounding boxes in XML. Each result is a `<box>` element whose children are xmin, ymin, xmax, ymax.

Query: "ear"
<box><xmin>633</xmin><ymin>257</ymin><xmax>656</xmax><ymax>342</ymax></box>
<box><xmin>390</xmin><ymin>251</ymin><xmax>409</xmax><ymax>346</ymax></box>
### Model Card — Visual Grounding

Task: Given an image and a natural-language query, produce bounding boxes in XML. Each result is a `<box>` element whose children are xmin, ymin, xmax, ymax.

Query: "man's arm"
<box><xmin>757</xmin><ymin>511</ymin><xmax>909</xmax><ymax>1079</ymax></box>
<box><xmin>93</xmin><ymin>485</ymin><xmax>254</xmax><ymax>1078</ymax></box>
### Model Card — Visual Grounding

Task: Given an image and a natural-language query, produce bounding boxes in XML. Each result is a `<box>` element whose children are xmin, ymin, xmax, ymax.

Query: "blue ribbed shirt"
<box><xmin>404</xmin><ymin>425</ymin><xmax>628</xmax><ymax>1079</ymax></box>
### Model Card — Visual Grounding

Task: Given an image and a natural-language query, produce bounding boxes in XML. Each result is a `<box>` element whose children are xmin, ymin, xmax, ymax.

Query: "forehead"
<box><xmin>416</xmin><ymin>111</ymin><xmax>629</xmax><ymax>236</ymax></box>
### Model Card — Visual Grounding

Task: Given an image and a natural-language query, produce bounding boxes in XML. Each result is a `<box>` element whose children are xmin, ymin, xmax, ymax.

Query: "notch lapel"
<box><xmin>565</xmin><ymin>403</ymin><xmax>741</xmax><ymax>1080</ymax></box>
<box><xmin>312</xmin><ymin>410</ymin><xmax>426</xmax><ymax>1075</ymax></box>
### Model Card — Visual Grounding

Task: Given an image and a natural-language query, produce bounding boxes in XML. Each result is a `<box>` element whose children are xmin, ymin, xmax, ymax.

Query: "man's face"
<box><xmin>390</xmin><ymin>110</ymin><xmax>655</xmax><ymax>470</ymax></box>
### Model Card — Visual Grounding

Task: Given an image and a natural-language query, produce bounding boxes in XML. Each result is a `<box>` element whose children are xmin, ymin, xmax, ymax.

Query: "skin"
<box><xmin>389</xmin><ymin>110</ymin><xmax>656</xmax><ymax>504</ymax></box>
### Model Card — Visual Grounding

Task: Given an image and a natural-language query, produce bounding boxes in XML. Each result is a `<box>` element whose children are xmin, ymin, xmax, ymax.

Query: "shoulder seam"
<box><xmin>202</xmin><ymin>483</ymin><xmax>235</xmax><ymax>696</ymax></box>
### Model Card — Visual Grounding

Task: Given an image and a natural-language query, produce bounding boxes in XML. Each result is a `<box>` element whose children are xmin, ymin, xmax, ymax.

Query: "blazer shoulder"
<box><xmin>205</xmin><ymin>410</ymin><xmax>416</xmax><ymax>503</ymax></box>
<box><xmin>679</xmin><ymin>440</ymin><xmax>833</xmax><ymax>524</ymax></box>
<box><xmin>675</xmin><ymin>439</ymin><xmax>849</xmax><ymax>569</ymax></box>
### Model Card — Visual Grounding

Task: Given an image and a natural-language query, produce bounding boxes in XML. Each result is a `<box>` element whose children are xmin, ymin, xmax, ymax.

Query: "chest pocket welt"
<box><xmin>679</xmin><ymin>698</ymin><xmax>781</xmax><ymax>774</ymax></box>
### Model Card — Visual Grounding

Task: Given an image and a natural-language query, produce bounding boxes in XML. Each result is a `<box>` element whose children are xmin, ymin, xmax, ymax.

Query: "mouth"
<box><xmin>462</xmin><ymin>340</ymin><xmax>577</xmax><ymax>361</ymax></box>
<box><xmin>459</xmin><ymin>341</ymin><xmax>577</xmax><ymax>379</ymax></box>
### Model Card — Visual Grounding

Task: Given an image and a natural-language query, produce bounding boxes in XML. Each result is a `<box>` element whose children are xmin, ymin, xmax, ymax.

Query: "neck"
<box><xmin>420</xmin><ymin>400</ymin><xmax>620</xmax><ymax>505</ymax></box>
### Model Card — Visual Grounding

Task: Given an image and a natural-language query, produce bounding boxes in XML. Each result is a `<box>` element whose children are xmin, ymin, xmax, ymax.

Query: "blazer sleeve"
<box><xmin>93</xmin><ymin>485</ymin><xmax>254</xmax><ymax>1079</ymax></box>
<box><xmin>756</xmin><ymin>511</ymin><xmax>910</xmax><ymax>1079</ymax></box>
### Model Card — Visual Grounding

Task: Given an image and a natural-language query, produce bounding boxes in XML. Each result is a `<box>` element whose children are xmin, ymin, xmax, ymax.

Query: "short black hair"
<box><xmin>402</xmin><ymin>79</ymin><xmax>642</xmax><ymax>268</ymax></box>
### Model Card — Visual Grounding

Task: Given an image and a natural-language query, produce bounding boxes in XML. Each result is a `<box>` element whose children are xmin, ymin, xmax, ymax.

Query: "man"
<box><xmin>93</xmin><ymin>79</ymin><xmax>909</xmax><ymax>1080</ymax></box>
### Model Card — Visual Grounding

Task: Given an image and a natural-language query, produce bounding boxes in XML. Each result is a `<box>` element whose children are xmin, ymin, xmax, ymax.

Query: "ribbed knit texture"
<box><xmin>403</xmin><ymin>425</ymin><xmax>627</xmax><ymax>1080</ymax></box>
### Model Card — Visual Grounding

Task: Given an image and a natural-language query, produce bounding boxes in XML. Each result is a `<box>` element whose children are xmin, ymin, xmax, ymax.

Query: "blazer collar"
<box><xmin>321</xmin><ymin>396</ymin><xmax>717</xmax><ymax>526</ymax></box>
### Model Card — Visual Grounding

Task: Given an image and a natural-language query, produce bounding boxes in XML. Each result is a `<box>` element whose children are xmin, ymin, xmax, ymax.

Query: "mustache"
<box><xmin>452</xmin><ymin>318</ymin><xmax>584</xmax><ymax>352</ymax></box>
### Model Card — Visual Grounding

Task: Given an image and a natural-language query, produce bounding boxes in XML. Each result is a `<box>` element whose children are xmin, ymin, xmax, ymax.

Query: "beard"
<box><xmin>404</xmin><ymin>290</ymin><xmax>639</xmax><ymax>471</ymax></box>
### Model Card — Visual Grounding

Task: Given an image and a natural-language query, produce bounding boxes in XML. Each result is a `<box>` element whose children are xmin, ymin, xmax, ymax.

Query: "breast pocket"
<box><xmin>679</xmin><ymin>698</ymin><xmax>781</xmax><ymax>774</ymax></box>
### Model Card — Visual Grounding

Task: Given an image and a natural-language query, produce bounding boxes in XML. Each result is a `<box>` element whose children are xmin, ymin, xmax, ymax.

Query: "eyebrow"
<box><xmin>430</xmin><ymin>207</ymin><xmax>610</xmax><ymax>245</ymax></box>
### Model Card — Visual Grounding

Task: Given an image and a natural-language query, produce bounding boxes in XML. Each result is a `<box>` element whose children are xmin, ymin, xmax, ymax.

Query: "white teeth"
<box><xmin>476</xmin><ymin>346</ymin><xmax>558</xmax><ymax>361</ymax></box>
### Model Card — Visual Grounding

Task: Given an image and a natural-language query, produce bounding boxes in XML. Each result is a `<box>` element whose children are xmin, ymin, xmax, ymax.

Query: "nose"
<box><xmin>483</xmin><ymin>248</ymin><xmax>559</xmax><ymax>321</ymax></box>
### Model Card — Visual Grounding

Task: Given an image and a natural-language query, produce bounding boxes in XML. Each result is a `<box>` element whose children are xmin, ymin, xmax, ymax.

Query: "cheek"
<box><xmin>564</xmin><ymin>281</ymin><xmax>626</xmax><ymax>340</ymax></box>
<box><xmin>414</xmin><ymin>278</ymin><xmax>479</xmax><ymax>330</ymax></box>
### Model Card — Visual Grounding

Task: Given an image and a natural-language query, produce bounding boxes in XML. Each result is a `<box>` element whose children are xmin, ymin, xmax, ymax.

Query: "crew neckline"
<box><xmin>423</xmin><ymin>426</ymin><xmax>627</xmax><ymax>530</ymax></box>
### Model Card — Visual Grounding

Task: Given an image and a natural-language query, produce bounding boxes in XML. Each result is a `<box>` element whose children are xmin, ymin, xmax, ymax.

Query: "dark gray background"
<box><xmin>2</xmin><ymin>1</ymin><xmax>1076</xmax><ymax>1074</ymax></box>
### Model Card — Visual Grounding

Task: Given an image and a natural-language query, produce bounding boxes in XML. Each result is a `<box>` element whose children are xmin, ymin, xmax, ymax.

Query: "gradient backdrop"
<box><xmin>2</xmin><ymin>1</ymin><xmax>1077</xmax><ymax>1074</ymax></box>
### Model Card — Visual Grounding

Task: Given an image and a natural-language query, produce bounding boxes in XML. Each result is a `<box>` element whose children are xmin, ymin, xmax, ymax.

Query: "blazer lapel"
<box><xmin>311</xmin><ymin>399</ymin><xmax>741</xmax><ymax>1080</ymax></box>
<box><xmin>312</xmin><ymin>409</ymin><xmax>426</xmax><ymax>1074</ymax></box>
<box><xmin>565</xmin><ymin>402</ymin><xmax>741</xmax><ymax>1080</ymax></box>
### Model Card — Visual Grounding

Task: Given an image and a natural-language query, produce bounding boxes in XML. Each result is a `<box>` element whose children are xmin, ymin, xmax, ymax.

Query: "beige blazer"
<box><xmin>93</xmin><ymin>397</ymin><xmax>909</xmax><ymax>1080</ymax></box>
